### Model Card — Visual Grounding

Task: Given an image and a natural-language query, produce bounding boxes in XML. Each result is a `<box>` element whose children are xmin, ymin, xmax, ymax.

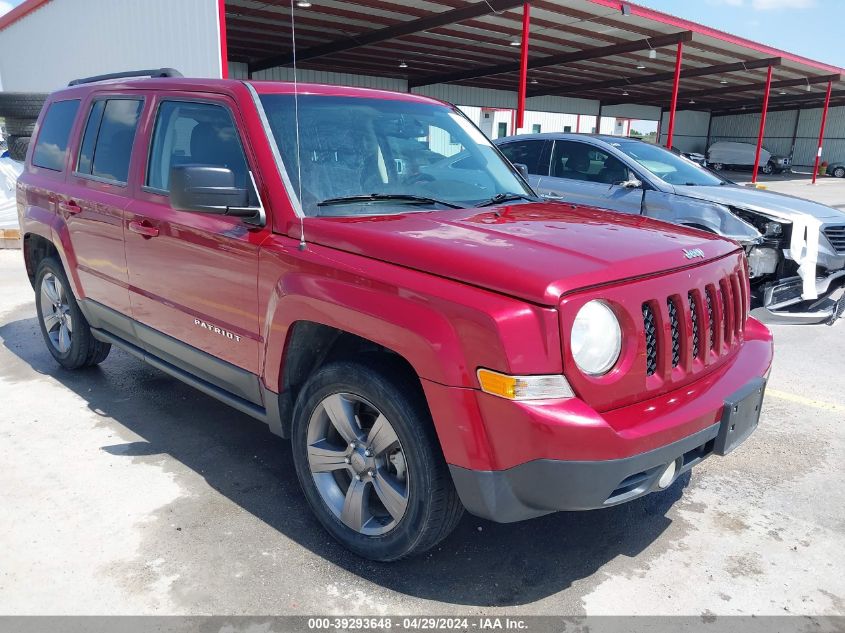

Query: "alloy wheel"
<box><xmin>306</xmin><ymin>392</ymin><xmax>410</xmax><ymax>536</ymax></box>
<box><xmin>39</xmin><ymin>272</ymin><xmax>73</xmax><ymax>354</ymax></box>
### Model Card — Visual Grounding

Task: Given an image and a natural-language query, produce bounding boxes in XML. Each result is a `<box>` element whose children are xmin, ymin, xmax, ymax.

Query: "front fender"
<box><xmin>258</xmin><ymin>241</ymin><xmax>562</xmax><ymax>390</ymax></box>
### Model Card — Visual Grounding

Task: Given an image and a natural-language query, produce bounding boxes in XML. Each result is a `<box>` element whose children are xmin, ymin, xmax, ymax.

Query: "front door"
<box><xmin>538</xmin><ymin>140</ymin><xmax>644</xmax><ymax>214</ymax></box>
<box><xmin>124</xmin><ymin>95</ymin><xmax>267</xmax><ymax>404</ymax></box>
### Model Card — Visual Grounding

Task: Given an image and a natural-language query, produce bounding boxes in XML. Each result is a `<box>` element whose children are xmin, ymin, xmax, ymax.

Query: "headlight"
<box><xmin>571</xmin><ymin>300</ymin><xmax>622</xmax><ymax>376</ymax></box>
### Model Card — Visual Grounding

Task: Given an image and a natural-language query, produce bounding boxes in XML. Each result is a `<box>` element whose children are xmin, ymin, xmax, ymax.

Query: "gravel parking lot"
<box><xmin>1</xmin><ymin>179</ymin><xmax>844</xmax><ymax>616</ymax></box>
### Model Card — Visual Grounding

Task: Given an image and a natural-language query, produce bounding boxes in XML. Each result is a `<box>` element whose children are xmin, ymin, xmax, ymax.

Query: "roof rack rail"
<box><xmin>68</xmin><ymin>68</ymin><xmax>183</xmax><ymax>87</ymax></box>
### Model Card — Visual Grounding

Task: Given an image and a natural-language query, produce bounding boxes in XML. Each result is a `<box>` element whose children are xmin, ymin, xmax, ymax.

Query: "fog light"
<box><xmin>657</xmin><ymin>461</ymin><xmax>677</xmax><ymax>489</ymax></box>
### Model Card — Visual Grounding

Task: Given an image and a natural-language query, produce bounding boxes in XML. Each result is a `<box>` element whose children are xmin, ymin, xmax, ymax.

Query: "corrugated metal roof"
<box><xmin>219</xmin><ymin>0</ymin><xmax>843</xmax><ymax>113</ymax></box>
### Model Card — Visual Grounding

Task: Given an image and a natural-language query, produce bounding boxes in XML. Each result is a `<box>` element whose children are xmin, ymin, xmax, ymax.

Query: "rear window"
<box><xmin>32</xmin><ymin>99</ymin><xmax>80</xmax><ymax>171</ymax></box>
<box><xmin>76</xmin><ymin>98</ymin><xmax>143</xmax><ymax>184</ymax></box>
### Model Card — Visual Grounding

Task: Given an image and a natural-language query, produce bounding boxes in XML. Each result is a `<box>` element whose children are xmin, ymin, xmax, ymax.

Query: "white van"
<box><xmin>707</xmin><ymin>141</ymin><xmax>791</xmax><ymax>174</ymax></box>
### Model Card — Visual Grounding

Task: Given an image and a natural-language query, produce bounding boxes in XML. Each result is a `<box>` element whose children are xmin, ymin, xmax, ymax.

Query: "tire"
<box><xmin>3</xmin><ymin>117</ymin><xmax>36</xmax><ymax>136</ymax></box>
<box><xmin>0</xmin><ymin>92</ymin><xmax>47</xmax><ymax>119</ymax></box>
<box><xmin>7</xmin><ymin>135</ymin><xmax>29</xmax><ymax>161</ymax></box>
<box><xmin>711</xmin><ymin>162</ymin><xmax>724</xmax><ymax>171</ymax></box>
<box><xmin>291</xmin><ymin>357</ymin><xmax>463</xmax><ymax>561</ymax></box>
<box><xmin>761</xmin><ymin>162</ymin><xmax>774</xmax><ymax>175</ymax></box>
<box><xmin>34</xmin><ymin>257</ymin><xmax>111</xmax><ymax>370</ymax></box>
<box><xmin>833</xmin><ymin>167</ymin><xmax>845</xmax><ymax>178</ymax></box>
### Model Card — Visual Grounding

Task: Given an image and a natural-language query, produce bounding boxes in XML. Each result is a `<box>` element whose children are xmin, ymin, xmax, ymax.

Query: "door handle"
<box><xmin>128</xmin><ymin>220</ymin><xmax>160</xmax><ymax>238</ymax></box>
<box><xmin>58</xmin><ymin>200</ymin><xmax>82</xmax><ymax>214</ymax></box>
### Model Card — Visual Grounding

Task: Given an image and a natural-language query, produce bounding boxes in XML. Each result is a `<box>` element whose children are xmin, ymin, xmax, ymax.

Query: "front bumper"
<box><xmin>756</xmin><ymin>272</ymin><xmax>845</xmax><ymax>325</ymax></box>
<box><xmin>424</xmin><ymin>319</ymin><xmax>773</xmax><ymax>523</ymax></box>
<box><xmin>449</xmin><ymin>422</ymin><xmax>720</xmax><ymax>522</ymax></box>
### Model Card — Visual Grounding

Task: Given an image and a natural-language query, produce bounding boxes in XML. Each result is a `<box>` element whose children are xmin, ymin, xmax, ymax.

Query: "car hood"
<box><xmin>304</xmin><ymin>202</ymin><xmax>738</xmax><ymax>306</ymax></box>
<box><xmin>673</xmin><ymin>184</ymin><xmax>845</xmax><ymax>222</ymax></box>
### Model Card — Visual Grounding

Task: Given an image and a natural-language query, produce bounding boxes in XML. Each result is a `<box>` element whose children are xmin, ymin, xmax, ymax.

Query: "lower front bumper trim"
<box><xmin>449</xmin><ymin>423</ymin><xmax>720</xmax><ymax>523</ymax></box>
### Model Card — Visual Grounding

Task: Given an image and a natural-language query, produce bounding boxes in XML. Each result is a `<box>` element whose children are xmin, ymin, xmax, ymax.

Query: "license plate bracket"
<box><xmin>714</xmin><ymin>377</ymin><xmax>766</xmax><ymax>456</ymax></box>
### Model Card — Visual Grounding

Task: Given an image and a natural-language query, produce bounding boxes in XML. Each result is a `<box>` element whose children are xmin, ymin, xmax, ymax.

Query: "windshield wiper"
<box><xmin>475</xmin><ymin>192</ymin><xmax>538</xmax><ymax>207</ymax></box>
<box><xmin>317</xmin><ymin>194</ymin><xmax>464</xmax><ymax>209</ymax></box>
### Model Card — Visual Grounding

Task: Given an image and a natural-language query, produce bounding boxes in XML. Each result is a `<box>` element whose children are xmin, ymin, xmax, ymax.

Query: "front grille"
<box><xmin>667</xmin><ymin>298</ymin><xmax>681</xmax><ymax>368</ymax></box>
<box><xmin>705</xmin><ymin>289</ymin><xmax>716</xmax><ymax>351</ymax></box>
<box><xmin>688</xmin><ymin>292</ymin><xmax>700</xmax><ymax>359</ymax></box>
<box><xmin>642</xmin><ymin>267</ymin><xmax>747</xmax><ymax>379</ymax></box>
<box><xmin>643</xmin><ymin>303</ymin><xmax>658</xmax><ymax>377</ymax></box>
<box><xmin>824</xmin><ymin>225</ymin><xmax>845</xmax><ymax>254</ymax></box>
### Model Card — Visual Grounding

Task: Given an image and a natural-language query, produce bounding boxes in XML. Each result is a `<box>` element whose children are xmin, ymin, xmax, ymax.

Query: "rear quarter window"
<box><xmin>76</xmin><ymin>98</ymin><xmax>143</xmax><ymax>184</ymax></box>
<box><xmin>32</xmin><ymin>99</ymin><xmax>81</xmax><ymax>171</ymax></box>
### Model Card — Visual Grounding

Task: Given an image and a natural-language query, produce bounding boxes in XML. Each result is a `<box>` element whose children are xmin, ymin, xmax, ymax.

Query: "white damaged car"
<box><xmin>495</xmin><ymin>133</ymin><xmax>845</xmax><ymax>324</ymax></box>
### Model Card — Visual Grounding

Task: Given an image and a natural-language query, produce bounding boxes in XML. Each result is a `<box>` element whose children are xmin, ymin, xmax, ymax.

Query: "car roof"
<box><xmin>48</xmin><ymin>77</ymin><xmax>445</xmax><ymax>106</ymax></box>
<box><xmin>495</xmin><ymin>132</ymin><xmax>642</xmax><ymax>146</ymax></box>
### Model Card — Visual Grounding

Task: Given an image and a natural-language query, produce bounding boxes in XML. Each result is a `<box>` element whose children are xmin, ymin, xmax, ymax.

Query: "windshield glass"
<box><xmin>611</xmin><ymin>140</ymin><xmax>726</xmax><ymax>187</ymax></box>
<box><xmin>258</xmin><ymin>95</ymin><xmax>533</xmax><ymax>216</ymax></box>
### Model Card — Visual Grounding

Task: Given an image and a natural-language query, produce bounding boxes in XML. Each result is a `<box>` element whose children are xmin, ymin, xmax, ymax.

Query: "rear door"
<box><xmin>124</xmin><ymin>93</ymin><xmax>267</xmax><ymax>403</ymax></box>
<box><xmin>496</xmin><ymin>139</ymin><xmax>549</xmax><ymax>189</ymax></box>
<box><xmin>539</xmin><ymin>139</ymin><xmax>644</xmax><ymax>213</ymax></box>
<box><xmin>61</xmin><ymin>94</ymin><xmax>143</xmax><ymax>320</ymax></box>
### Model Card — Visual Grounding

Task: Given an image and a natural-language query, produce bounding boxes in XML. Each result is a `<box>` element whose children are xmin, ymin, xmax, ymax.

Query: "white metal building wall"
<box><xmin>657</xmin><ymin>110</ymin><xmax>712</xmax><ymax>154</ymax></box>
<box><xmin>0</xmin><ymin>0</ymin><xmax>222</xmax><ymax>92</ymax></box>
<box><xmin>232</xmin><ymin>62</ymin><xmax>633</xmax><ymax>139</ymax></box>
<box><xmin>793</xmin><ymin>105</ymin><xmax>845</xmax><ymax>166</ymax></box>
<box><xmin>709</xmin><ymin>110</ymin><xmax>799</xmax><ymax>159</ymax></box>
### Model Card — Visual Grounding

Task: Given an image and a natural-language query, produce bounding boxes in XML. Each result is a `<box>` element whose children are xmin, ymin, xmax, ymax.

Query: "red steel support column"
<box><xmin>218</xmin><ymin>0</ymin><xmax>229</xmax><ymax>78</ymax></box>
<box><xmin>812</xmin><ymin>81</ymin><xmax>833</xmax><ymax>184</ymax></box>
<box><xmin>751</xmin><ymin>65</ymin><xmax>774</xmax><ymax>184</ymax></box>
<box><xmin>516</xmin><ymin>2</ymin><xmax>531</xmax><ymax>129</ymax></box>
<box><xmin>665</xmin><ymin>41</ymin><xmax>683</xmax><ymax>149</ymax></box>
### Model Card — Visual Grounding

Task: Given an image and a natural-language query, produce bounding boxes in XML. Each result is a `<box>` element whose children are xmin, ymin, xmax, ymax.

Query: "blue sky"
<box><xmin>624</xmin><ymin>0</ymin><xmax>841</xmax><ymax>67</ymax></box>
<box><xmin>1</xmin><ymin>0</ymin><xmax>839</xmax><ymax>66</ymax></box>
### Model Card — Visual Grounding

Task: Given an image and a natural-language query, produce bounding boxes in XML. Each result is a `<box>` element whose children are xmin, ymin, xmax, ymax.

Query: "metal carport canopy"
<box><xmin>222</xmin><ymin>0</ymin><xmax>844</xmax><ymax>114</ymax></box>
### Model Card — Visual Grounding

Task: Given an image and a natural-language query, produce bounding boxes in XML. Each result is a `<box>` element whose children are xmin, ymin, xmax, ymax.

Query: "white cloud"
<box><xmin>0</xmin><ymin>1</ymin><xmax>14</xmax><ymax>17</ymax></box>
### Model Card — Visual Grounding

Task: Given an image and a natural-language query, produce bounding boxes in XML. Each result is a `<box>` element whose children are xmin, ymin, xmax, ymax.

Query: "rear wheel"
<box><xmin>291</xmin><ymin>358</ymin><xmax>463</xmax><ymax>561</ymax></box>
<box><xmin>711</xmin><ymin>162</ymin><xmax>724</xmax><ymax>171</ymax></box>
<box><xmin>35</xmin><ymin>257</ymin><xmax>111</xmax><ymax>369</ymax></box>
<box><xmin>833</xmin><ymin>166</ymin><xmax>845</xmax><ymax>178</ymax></box>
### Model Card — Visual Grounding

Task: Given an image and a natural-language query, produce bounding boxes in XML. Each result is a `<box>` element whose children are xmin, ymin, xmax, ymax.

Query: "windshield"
<box><xmin>258</xmin><ymin>94</ymin><xmax>533</xmax><ymax>216</ymax></box>
<box><xmin>611</xmin><ymin>140</ymin><xmax>726</xmax><ymax>187</ymax></box>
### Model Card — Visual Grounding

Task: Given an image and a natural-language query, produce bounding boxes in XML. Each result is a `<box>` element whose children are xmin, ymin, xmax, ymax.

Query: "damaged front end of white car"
<box><xmin>657</xmin><ymin>187</ymin><xmax>845</xmax><ymax>325</ymax></box>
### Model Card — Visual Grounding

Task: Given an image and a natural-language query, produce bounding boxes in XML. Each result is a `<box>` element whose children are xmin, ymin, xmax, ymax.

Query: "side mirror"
<box><xmin>513</xmin><ymin>162</ymin><xmax>530</xmax><ymax>179</ymax></box>
<box><xmin>617</xmin><ymin>178</ymin><xmax>643</xmax><ymax>189</ymax></box>
<box><xmin>169</xmin><ymin>165</ymin><xmax>257</xmax><ymax>217</ymax></box>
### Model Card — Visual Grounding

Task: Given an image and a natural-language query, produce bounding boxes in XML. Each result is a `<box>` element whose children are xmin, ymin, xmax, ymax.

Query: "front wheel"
<box><xmin>711</xmin><ymin>162</ymin><xmax>724</xmax><ymax>171</ymax></box>
<box><xmin>833</xmin><ymin>167</ymin><xmax>845</xmax><ymax>178</ymax></box>
<box><xmin>291</xmin><ymin>358</ymin><xmax>463</xmax><ymax>561</ymax></box>
<box><xmin>35</xmin><ymin>257</ymin><xmax>111</xmax><ymax>369</ymax></box>
<box><xmin>761</xmin><ymin>161</ymin><xmax>774</xmax><ymax>175</ymax></box>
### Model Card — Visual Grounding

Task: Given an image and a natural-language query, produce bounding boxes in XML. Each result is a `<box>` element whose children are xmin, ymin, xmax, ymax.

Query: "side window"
<box><xmin>76</xmin><ymin>98</ymin><xmax>143</xmax><ymax>184</ymax></box>
<box><xmin>32</xmin><ymin>99</ymin><xmax>80</xmax><ymax>171</ymax></box>
<box><xmin>551</xmin><ymin>141</ymin><xmax>629</xmax><ymax>184</ymax></box>
<box><xmin>498</xmin><ymin>140</ymin><xmax>546</xmax><ymax>175</ymax></box>
<box><xmin>146</xmin><ymin>100</ymin><xmax>249</xmax><ymax>193</ymax></box>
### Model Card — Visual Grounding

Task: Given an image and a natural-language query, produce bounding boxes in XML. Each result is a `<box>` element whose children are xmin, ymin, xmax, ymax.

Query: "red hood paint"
<box><xmin>303</xmin><ymin>202</ymin><xmax>739</xmax><ymax>306</ymax></box>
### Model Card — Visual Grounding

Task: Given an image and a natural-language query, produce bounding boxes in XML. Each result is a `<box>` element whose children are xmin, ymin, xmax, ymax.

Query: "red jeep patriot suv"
<box><xmin>17</xmin><ymin>69</ymin><xmax>773</xmax><ymax>561</ymax></box>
